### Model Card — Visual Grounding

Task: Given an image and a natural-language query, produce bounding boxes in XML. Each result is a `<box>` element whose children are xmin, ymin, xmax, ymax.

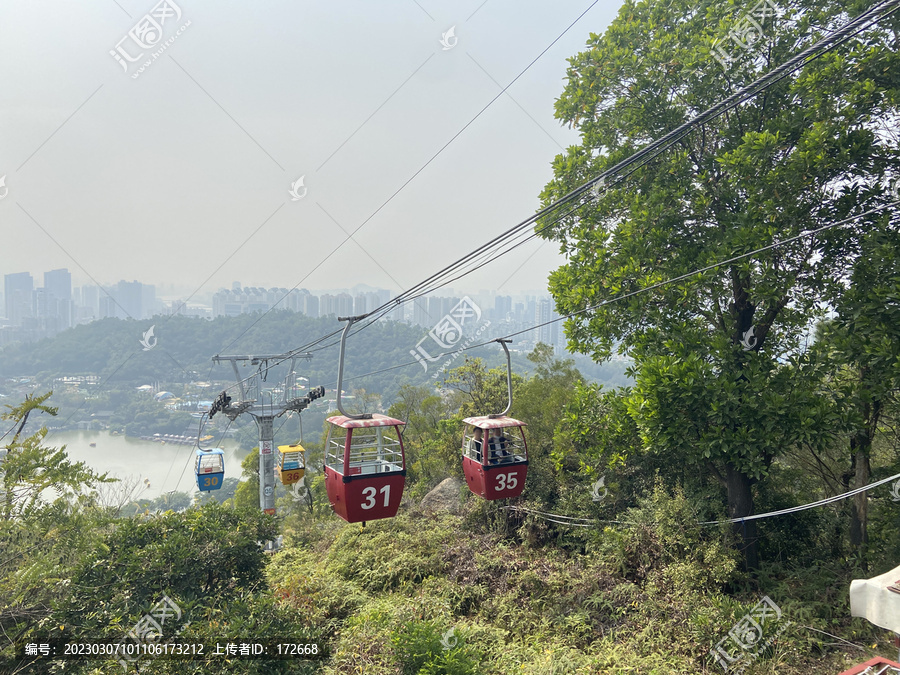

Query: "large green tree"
<box><xmin>539</xmin><ymin>0</ymin><xmax>900</xmax><ymax>567</ymax></box>
<box><xmin>817</xmin><ymin>224</ymin><xmax>900</xmax><ymax>564</ymax></box>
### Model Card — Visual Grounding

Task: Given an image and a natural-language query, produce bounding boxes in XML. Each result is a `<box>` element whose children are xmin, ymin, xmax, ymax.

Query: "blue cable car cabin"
<box><xmin>195</xmin><ymin>448</ymin><xmax>225</xmax><ymax>492</ymax></box>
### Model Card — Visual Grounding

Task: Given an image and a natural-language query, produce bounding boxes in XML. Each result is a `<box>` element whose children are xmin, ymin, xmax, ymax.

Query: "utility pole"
<box><xmin>209</xmin><ymin>353</ymin><xmax>321</xmax><ymax>515</ymax></box>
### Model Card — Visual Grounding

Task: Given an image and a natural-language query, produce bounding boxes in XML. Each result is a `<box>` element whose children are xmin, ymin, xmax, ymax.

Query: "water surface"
<box><xmin>45</xmin><ymin>430</ymin><xmax>248</xmax><ymax>500</ymax></box>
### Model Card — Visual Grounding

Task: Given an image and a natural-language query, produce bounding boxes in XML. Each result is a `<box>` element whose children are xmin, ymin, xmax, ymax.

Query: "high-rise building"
<box><xmin>319</xmin><ymin>294</ymin><xmax>335</xmax><ymax>317</ymax></box>
<box><xmin>99</xmin><ymin>294</ymin><xmax>118</xmax><ymax>319</ymax></box>
<box><xmin>535</xmin><ymin>297</ymin><xmax>553</xmax><ymax>347</ymax></box>
<box><xmin>4</xmin><ymin>272</ymin><xmax>33</xmax><ymax>326</ymax></box>
<box><xmin>335</xmin><ymin>293</ymin><xmax>354</xmax><ymax>317</ymax></box>
<box><xmin>79</xmin><ymin>285</ymin><xmax>100</xmax><ymax>320</ymax></box>
<box><xmin>388</xmin><ymin>298</ymin><xmax>405</xmax><ymax>323</ymax></box>
<box><xmin>412</xmin><ymin>299</ymin><xmax>430</xmax><ymax>327</ymax></box>
<box><xmin>428</xmin><ymin>297</ymin><xmax>442</xmax><ymax>324</ymax></box>
<box><xmin>366</xmin><ymin>292</ymin><xmax>381</xmax><ymax>315</ymax></box>
<box><xmin>441</xmin><ymin>296</ymin><xmax>460</xmax><ymax>318</ymax></box>
<box><xmin>141</xmin><ymin>284</ymin><xmax>156</xmax><ymax>318</ymax></box>
<box><xmin>494</xmin><ymin>295</ymin><xmax>512</xmax><ymax>321</ymax></box>
<box><xmin>44</xmin><ymin>269</ymin><xmax>71</xmax><ymax>301</ymax></box>
<box><xmin>302</xmin><ymin>292</ymin><xmax>319</xmax><ymax>318</ymax></box>
<box><xmin>117</xmin><ymin>281</ymin><xmax>143</xmax><ymax>319</ymax></box>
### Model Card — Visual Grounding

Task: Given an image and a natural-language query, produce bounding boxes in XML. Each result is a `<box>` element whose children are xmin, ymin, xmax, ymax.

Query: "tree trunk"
<box><xmin>849</xmin><ymin>442</ymin><xmax>869</xmax><ymax>555</ymax></box>
<box><xmin>849</xmin><ymin>381</ymin><xmax>881</xmax><ymax>572</ymax></box>
<box><xmin>849</xmin><ymin>423</ymin><xmax>875</xmax><ymax>572</ymax></box>
<box><xmin>726</xmin><ymin>462</ymin><xmax>759</xmax><ymax>571</ymax></box>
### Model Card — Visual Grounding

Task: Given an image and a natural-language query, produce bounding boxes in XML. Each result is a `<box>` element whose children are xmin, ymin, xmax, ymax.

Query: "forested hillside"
<box><xmin>0</xmin><ymin>312</ymin><xmax>630</xmax><ymax>398</ymax></box>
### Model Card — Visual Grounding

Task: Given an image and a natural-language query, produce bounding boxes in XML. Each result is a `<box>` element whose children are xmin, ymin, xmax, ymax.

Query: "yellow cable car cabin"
<box><xmin>277</xmin><ymin>444</ymin><xmax>306</xmax><ymax>485</ymax></box>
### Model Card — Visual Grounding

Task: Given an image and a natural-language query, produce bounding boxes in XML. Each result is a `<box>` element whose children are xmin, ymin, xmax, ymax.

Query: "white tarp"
<box><xmin>850</xmin><ymin>564</ymin><xmax>900</xmax><ymax>633</ymax></box>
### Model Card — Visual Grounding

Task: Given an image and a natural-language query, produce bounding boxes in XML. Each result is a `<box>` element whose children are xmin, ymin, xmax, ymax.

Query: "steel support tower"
<box><xmin>210</xmin><ymin>353</ymin><xmax>317</xmax><ymax>515</ymax></box>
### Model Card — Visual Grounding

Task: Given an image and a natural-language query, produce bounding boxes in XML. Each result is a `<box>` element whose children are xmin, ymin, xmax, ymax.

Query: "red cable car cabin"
<box><xmin>324</xmin><ymin>414</ymin><xmax>406</xmax><ymax>523</ymax></box>
<box><xmin>461</xmin><ymin>416</ymin><xmax>528</xmax><ymax>500</ymax></box>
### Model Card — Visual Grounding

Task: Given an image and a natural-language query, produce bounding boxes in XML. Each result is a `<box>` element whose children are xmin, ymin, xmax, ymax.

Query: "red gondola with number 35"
<box><xmin>460</xmin><ymin>339</ymin><xmax>528</xmax><ymax>500</ymax></box>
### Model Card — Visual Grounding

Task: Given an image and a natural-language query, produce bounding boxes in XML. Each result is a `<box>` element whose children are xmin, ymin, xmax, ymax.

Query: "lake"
<box><xmin>44</xmin><ymin>430</ymin><xmax>248</xmax><ymax>500</ymax></box>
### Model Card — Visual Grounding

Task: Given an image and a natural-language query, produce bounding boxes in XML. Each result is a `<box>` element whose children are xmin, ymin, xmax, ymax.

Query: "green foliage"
<box><xmin>388</xmin><ymin>385</ymin><xmax>463</xmax><ymax>500</ymax></box>
<box><xmin>108</xmin><ymin>391</ymin><xmax>197</xmax><ymax>437</ymax></box>
<box><xmin>390</xmin><ymin>619</ymin><xmax>480</xmax><ymax>675</ymax></box>
<box><xmin>0</xmin><ymin>313</ymin><xmax>437</xmax><ymax>404</ymax></box>
<box><xmin>442</xmin><ymin>357</ymin><xmax>524</xmax><ymax>420</ymax></box>
<box><xmin>267</xmin><ymin>545</ymin><xmax>369</xmax><ymax>632</ymax></box>
<box><xmin>123</xmin><ymin>489</ymin><xmax>193</xmax><ymax>515</ymax></box>
<box><xmin>326</xmin><ymin>516</ymin><xmax>451</xmax><ymax>592</ymax></box>
<box><xmin>234</xmin><ymin>448</ymin><xmax>260</xmax><ymax>510</ymax></box>
<box><xmin>538</xmin><ymin>0</ymin><xmax>900</xmax><ymax>567</ymax></box>
<box><xmin>627</xmin><ymin>347</ymin><xmax>831</xmax><ymax>481</ymax></box>
<box><xmin>0</xmin><ymin>427</ymin><xmax>113</xmax><ymax>521</ymax></box>
<box><xmin>0</xmin><ymin>391</ymin><xmax>113</xmax><ymax>524</ymax></box>
<box><xmin>593</xmin><ymin>481</ymin><xmax>740</xmax><ymax>592</ymax></box>
<box><xmin>55</xmin><ymin>503</ymin><xmax>276</xmax><ymax>632</ymax></box>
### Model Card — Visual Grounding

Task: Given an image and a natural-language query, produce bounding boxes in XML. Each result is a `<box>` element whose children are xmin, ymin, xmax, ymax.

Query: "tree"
<box><xmin>387</xmin><ymin>385</ymin><xmax>461</xmax><ymax>494</ymax></box>
<box><xmin>442</xmin><ymin>357</ymin><xmax>523</xmax><ymax>419</ymax></box>
<box><xmin>0</xmin><ymin>394</ymin><xmax>113</xmax><ymax>667</ymax></box>
<box><xmin>35</xmin><ymin>504</ymin><xmax>315</xmax><ymax>675</ymax></box>
<box><xmin>817</xmin><ymin>224</ymin><xmax>900</xmax><ymax>564</ymax></box>
<box><xmin>515</xmin><ymin>345</ymin><xmax>584</xmax><ymax>507</ymax></box>
<box><xmin>1</xmin><ymin>392</ymin><xmax>112</xmax><ymax>522</ymax></box>
<box><xmin>538</xmin><ymin>0</ymin><xmax>899</xmax><ymax>567</ymax></box>
<box><xmin>234</xmin><ymin>448</ymin><xmax>260</xmax><ymax>510</ymax></box>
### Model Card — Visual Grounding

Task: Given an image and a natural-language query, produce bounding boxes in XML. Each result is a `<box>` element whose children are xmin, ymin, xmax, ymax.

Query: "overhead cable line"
<box><xmin>213</xmin><ymin>0</ymin><xmax>604</xmax><ymax>358</ymax></box>
<box><xmin>297</xmin><ymin>0</ymin><xmax>900</xmax><ymax>355</ymax></box>
<box><xmin>215</xmin><ymin>197</ymin><xmax>898</xmax><ymax>400</ymax></box>
<box><xmin>338</xmin><ymin>203</ymin><xmax>898</xmax><ymax>385</ymax></box>
<box><xmin>700</xmin><ymin>472</ymin><xmax>900</xmax><ymax>525</ymax></box>
<box><xmin>357</xmin><ymin>0</ymin><xmax>900</xmax><ymax>322</ymax></box>
<box><xmin>210</xmin><ymin>1</ymin><xmax>900</xmax><ymax>400</ymax></box>
<box><xmin>502</xmin><ymin>471</ymin><xmax>900</xmax><ymax>529</ymax></box>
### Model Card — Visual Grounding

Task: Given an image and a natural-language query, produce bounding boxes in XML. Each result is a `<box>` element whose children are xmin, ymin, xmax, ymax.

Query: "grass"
<box><xmin>265</xmin><ymin>491</ymin><xmax>897</xmax><ymax>674</ymax></box>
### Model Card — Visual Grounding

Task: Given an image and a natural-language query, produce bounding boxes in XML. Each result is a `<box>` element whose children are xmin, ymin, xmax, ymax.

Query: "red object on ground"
<box><xmin>838</xmin><ymin>657</ymin><xmax>900</xmax><ymax>674</ymax></box>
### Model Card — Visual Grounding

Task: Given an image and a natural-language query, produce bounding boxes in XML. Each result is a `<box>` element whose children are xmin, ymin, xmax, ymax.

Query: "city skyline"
<box><xmin>0</xmin><ymin>1</ymin><xmax>622</xmax><ymax>302</ymax></box>
<box><xmin>1</xmin><ymin>266</ymin><xmax>566</xmax><ymax>352</ymax></box>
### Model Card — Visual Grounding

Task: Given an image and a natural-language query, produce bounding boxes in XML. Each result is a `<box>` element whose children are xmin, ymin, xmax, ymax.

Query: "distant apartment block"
<box><xmin>98</xmin><ymin>280</ymin><xmax>156</xmax><ymax>320</ymax></box>
<box><xmin>4</xmin><ymin>272</ymin><xmax>33</xmax><ymax>326</ymax></box>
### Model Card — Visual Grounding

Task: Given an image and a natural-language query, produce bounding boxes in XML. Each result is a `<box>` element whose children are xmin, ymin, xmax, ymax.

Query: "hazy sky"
<box><xmin>0</xmin><ymin>0</ymin><xmax>622</xmax><ymax>300</ymax></box>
